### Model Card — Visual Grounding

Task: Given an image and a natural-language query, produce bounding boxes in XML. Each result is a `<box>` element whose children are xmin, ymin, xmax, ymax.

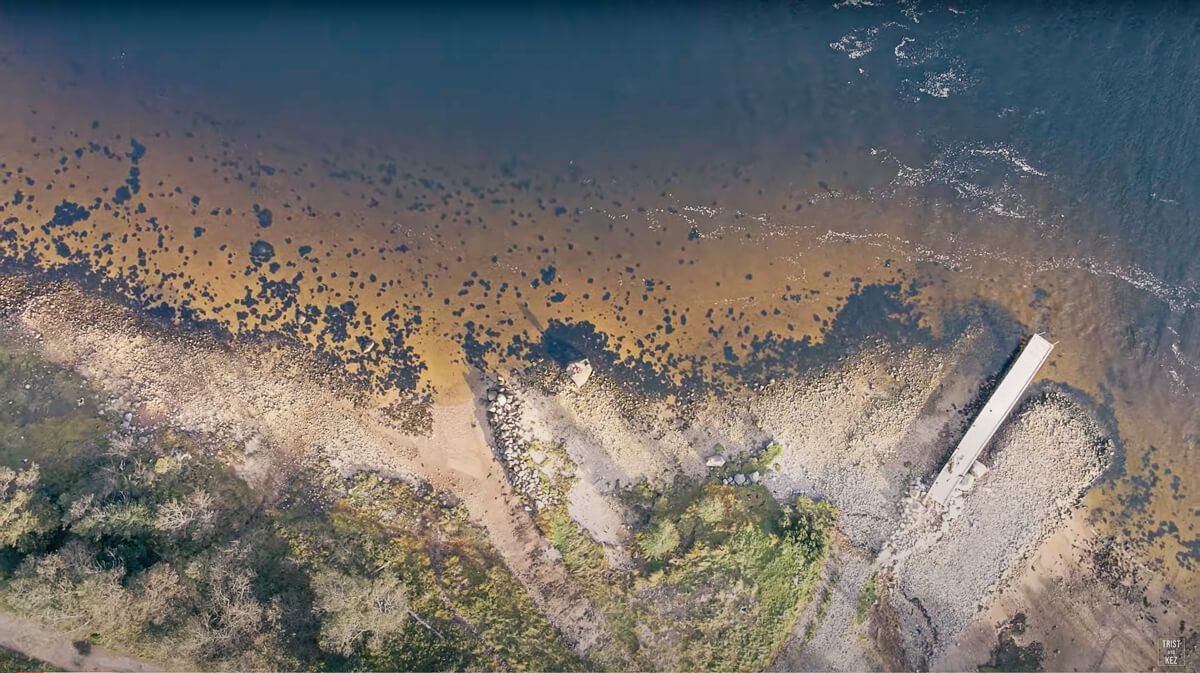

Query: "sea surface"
<box><xmin>1</xmin><ymin>1</ymin><xmax>1197</xmax><ymax>591</ymax></box>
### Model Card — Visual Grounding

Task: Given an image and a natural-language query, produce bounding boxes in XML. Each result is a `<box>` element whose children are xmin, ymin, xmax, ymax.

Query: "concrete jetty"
<box><xmin>927</xmin><ymin>334</ymin><xmax>1055</xmax><ymax>506</ymax></box>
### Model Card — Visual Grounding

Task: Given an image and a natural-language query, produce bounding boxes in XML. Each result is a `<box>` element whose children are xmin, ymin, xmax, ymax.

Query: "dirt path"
<box><xmin>0</xmin><ymin>612</ymin><xmax>160</xmax><ymax>672</ymax></box>
<box><xmin>4</xmin><ymin>280</ymin><xmax>608</xmax><ymax>656</ymax></box>
<box><xmin>357</xmin><ymin>394</ymin><xmax>608</xmax><ymax>652</ymax></box>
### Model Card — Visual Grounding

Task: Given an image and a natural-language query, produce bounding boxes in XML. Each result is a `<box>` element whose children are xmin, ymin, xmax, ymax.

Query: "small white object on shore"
<box><xmin>705</xmin><ymin>455</ymin><xmax>727</xmax><ymax>468</ymax></box>
<box><xmin>567</xmin><ymin>358</ymin><xmax>593</xmax><ymax>387</ymax></box>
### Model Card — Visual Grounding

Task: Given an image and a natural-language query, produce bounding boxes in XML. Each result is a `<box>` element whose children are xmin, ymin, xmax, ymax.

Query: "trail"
<box><xmin>0</xmin><ymin>612</ymin><xmax>160</xmax><ymax>672</ymax></box>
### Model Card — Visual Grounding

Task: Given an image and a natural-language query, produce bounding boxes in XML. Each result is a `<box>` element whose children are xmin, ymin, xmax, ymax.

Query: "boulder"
<box><xmin>567</xmin><ymin>359</ymin><xmax>593</xmax><ymax>387</ymax></box>
<box><xmin>705</xmin><ymin>455</ymin><xmax>727</xmax><ymax>468</ymax></box>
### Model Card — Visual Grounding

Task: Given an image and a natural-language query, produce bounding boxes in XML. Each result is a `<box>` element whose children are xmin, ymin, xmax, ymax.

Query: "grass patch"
<box><xmin>0</xmin><ymin>646</ymin><xmax>59</xmax><ymax>673</ymax></box>
<box><xmin>710</xmin><ymin>440</ymin><xmax>785</xmax><ymax>481</ymax></box>
<box><xmin>855</xmin><ymin>573</ymin><xmax>879</xmax><ymax>623</ymax></box>
<box><xmin>536</xmin><ymin>504</ymin><xmax>643</xmax><ymax>669</ymax></box>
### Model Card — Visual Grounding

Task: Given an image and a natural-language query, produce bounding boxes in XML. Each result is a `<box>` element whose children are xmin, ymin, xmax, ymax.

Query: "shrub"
<box><xmin>637</xmin><ymin>520</ymin><xmax>681</xmax><ymax>561</ymax></box>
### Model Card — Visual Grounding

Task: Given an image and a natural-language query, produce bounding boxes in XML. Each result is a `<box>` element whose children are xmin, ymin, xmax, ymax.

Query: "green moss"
<box><xmin>636</xmin><ymin>520</ymin><xmax>681</xmax><ymax>561</ymax></box>
<box><xmin>0</xmin><ymin>341</ymin><xmax>110</xmax><ymax>487</ymax></box>
<box><xmin>538</xmin><ymin>505</ymin><xmax>611</xmax><ymax>592</ymax></box>
<box><xmin>979</xmin><ymin>614</ymin><xmax>1045</xmax><ymax>672</ymax></box>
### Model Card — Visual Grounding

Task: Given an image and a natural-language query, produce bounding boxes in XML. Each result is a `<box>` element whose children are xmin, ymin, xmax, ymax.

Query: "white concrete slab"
<box><xmin>927</xmin><ymin>334</ymin><xmax>1054</xmax><ymax>505</ymax></box>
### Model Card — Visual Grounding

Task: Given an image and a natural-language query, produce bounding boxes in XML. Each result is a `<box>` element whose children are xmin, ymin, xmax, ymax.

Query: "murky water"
<box><xmin>0</xmin><ymin>1</ymin><xmax>1196</xmax><ymax>593</ymax></box>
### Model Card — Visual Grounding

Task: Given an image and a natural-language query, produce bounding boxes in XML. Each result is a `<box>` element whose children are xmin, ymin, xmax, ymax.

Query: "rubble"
<box><xmin>485</xmin><ymin>380</ymin><xmax>567</xmax><ymax>510</ymax></box>
<box><xmin>887</xmin><ymin>391</ymin><xmax>1110</xmax><ymax>668</ymax></box>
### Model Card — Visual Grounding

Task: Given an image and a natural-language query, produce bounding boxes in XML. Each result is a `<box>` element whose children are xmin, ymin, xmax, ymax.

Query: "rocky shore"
<box><xmin>0</xmin><ymin>274</ymin><xmax>1153</xmax><ymax>672</ymax></box>
<box><xmin>481</xmin><ymin>327</ymin><xmax>1124</xmax><ymax>670</ymax></box>
<box><xmin>484</xmin><ymin>379</ymin><xmax>572</xmax><ymax>512</ymax></box>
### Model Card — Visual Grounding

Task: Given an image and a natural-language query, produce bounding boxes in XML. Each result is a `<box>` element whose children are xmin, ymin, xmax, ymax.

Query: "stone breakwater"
<box><xmin>485</xmin><ymin>380</ymin><xmax>568</xmax><ymax>511</ymax></box>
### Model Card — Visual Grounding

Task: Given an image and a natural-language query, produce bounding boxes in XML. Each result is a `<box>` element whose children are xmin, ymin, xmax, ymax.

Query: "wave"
<box><xmin>872</xmin><ymin>141</ymin><xmax>1047</xmax><ymax>221</ymax></box>
<box><xmin>592</xmin><ymin>196</ymin><xmax>1200</xmax><ymax>316</ymax></box>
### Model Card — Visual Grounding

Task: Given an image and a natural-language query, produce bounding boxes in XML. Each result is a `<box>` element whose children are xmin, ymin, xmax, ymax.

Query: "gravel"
<box><xmin>9</xmin><ymin>279</ymin><xmax>1116</xmax><ymax>668</ymax></box>
<box><xmin>770</xmin><ymin>543</ymin><xmax>875</xmax><ymax>672</ymax></box>
<box><xmin>515</xmin><ymin>328</ymin><xmax>1008</xmax><ymax>554</ymax></box>
<box><xmin>887</xmin><ymin>390</ymin><xmax>1110</xmax><ymax>668</ymax></box>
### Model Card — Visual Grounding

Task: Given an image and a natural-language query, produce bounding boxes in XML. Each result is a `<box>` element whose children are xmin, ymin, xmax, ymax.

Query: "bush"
<box><xmin>310</xmin><ymin>570</ymin><xmax>409</xmax><ymax>656</ymax></box>
<box><xmin>0</xmin><ymin>464</ymin><xmax>56</xmax><ymax>551</ymax></box>
<box><xmin>637</xmin><ymin>520</ymin><xmax>681</xmax><ymax>561</ymax></box>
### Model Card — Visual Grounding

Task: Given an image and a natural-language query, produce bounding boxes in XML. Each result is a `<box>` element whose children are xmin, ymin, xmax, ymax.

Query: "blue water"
<box><xmin>9</xmin><ymin>2</ymin><xmax>1197</xmax><ymax>280</ymax></box>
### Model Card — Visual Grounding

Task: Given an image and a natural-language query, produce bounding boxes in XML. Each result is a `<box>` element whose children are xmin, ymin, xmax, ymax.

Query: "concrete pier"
<box><xmin>927</xmin><ymin>334</ymin><xmax>1055</xmax><ymax>506</ymax></box>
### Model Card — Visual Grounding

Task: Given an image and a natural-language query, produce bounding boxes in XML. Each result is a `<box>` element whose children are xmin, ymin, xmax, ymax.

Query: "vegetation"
<box><xmin>0</xmin><ymin>646</ymin><xmax>58</xmax><ymax>673</ymax></box>
<box><xmin>804</xmin><ymin>582</ymin><xmax>834</xmax><ymax>644</ymax></box>
<box><xmin>855</xmin><ymin>573</ymin><xmax>880</xmax><ymax>623</ymax></box>
<box><xmin>710</xmin><ymin>440</ymin><xmax>785</xmax><ymax>481</ymax></box>
<box><xmin>0</xmin><ymin>333</ymin><xmax>835</xmax><ymax>672</ymax></box>
<box><xmin>0</xmin><ymin>337</ymin><xmax>579</xmax><ymax>672</ymax></box>
<box><xmin>542</xmin><ymin>473</ymin><xmax>836</xmax><ymax>671</ymax></box>
<box><xmin>979</xmin><ymin>613</ymin><xmax>1045</xmax><ymax>672</ymax></box>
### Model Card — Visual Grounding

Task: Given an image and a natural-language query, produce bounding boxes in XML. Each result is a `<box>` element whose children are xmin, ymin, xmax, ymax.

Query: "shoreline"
<box><xmin>0</xmin><ymin>269</ymin><xmax>1188</xmax><ymax>671</ymax></box>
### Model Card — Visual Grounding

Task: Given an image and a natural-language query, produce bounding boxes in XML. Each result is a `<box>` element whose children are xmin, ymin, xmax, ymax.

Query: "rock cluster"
<box><xmin>719</xmin><ymin>470</ymin><xmax>762</xmax><ymax>486</ymax></box>
<box><xmin>485</xmin><ymin>381</ymin><xmax>563</xmax><ymax>511</ymax></box>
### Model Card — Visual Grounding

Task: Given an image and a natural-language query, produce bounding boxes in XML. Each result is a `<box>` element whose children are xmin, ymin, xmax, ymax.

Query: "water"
<box><xmin>0</xmin><ymin>1</ymin><xmax>1197</xmax><ymax>587</ymax></box>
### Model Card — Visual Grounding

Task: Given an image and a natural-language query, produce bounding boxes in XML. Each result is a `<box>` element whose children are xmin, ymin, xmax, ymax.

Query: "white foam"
<box><xmin>830</xmin><ymin>21</ymin><xmax>908</xmax><ymax>60</ymax></box>
<box><xmin>880</xmin><ymin>140</ymin><xmax>1045</xmax><ymax>220</ymax></box>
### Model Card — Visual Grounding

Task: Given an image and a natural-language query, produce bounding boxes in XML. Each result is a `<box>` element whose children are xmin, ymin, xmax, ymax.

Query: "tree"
<box><xmin>310</xmin><ymin>569</ymin><xmax>409</xmax><ymax>656</ymax></box>
<box><xmin>0</xmin><ymin>463</ymin><xmax>57</xmax><ymax>551</ymax></box>
<box><xmin>3</xmin><ymin>541</ymin><xmax>135</xmax><ymax>636</ymax></box>
<box><xmin>179</xmin><ymin>544</ymin><xmax>278</xmax><ymax>664</ymax></box>
<box><xmin>128</xmin><ymin>564</ymin><xmax>191</xmax><ymax>629</ymax></box>
<box><xmin>153</xmin><ymin>489</ymin><xmax>217</xmax><ymax>541</ymax></box>
<box><xmin>71</xmin><ymin>501</ymin><xmax>154</xmax><ymax>540</ymax></box>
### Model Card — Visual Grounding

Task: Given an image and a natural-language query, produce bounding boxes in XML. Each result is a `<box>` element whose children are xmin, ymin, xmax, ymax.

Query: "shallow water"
<box><xmin>0</xmin><ymin>1</ymin><xmax>1196</xmax><ymax>594</ymax></box>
